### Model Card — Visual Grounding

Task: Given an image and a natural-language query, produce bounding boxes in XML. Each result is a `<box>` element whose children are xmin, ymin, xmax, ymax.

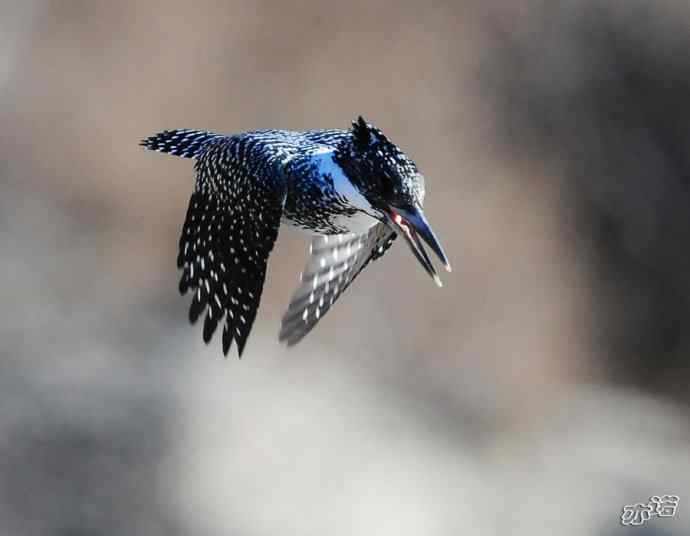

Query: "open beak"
<box><xmin>384</xmin><ymin>205</ymin><xmax>451</xmax><ymax>288</ymax></box>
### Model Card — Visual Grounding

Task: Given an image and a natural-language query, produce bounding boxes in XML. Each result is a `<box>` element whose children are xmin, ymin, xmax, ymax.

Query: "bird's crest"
<box><xmin>351</xmin><ymin>115</ymin><xmax>389</xmax><ymax>150</ymax></box>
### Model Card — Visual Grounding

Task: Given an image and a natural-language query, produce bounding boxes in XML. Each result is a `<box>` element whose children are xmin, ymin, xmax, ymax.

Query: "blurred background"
<box><xmin>1</xmin><ymin>0</ymin><xmax>689</xmax><ymax>534</ymax></box>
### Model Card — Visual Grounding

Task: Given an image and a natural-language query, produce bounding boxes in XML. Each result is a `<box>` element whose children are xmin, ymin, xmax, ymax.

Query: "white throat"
<box><xmin>313</xmin><ymin>148</ymin><xmax>378</xmax><ymax>233</ymax></box>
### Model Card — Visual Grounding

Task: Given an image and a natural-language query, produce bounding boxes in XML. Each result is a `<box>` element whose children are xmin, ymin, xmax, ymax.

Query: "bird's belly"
<box><xmin>281</xmin><ymin>210</ymin><xmax>378</xmax><ymax>235</ymax></box>
<box><xmin>330</xmin><ymin>210</ymin><xmax>378</xmax><ymax>234</ymax></box>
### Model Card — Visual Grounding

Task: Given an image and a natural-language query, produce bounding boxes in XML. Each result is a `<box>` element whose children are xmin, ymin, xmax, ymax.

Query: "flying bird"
<box><xmin>141</xmin><ymin>117</ymin><xmax>450</xmax><ymax>357</ymax></box>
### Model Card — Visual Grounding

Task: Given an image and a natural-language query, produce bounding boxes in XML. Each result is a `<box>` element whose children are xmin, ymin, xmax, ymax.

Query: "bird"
<box><xmin>141</xmin><ymin>116</ymin><xmax>450</xmax><ymax>357</ymax></box>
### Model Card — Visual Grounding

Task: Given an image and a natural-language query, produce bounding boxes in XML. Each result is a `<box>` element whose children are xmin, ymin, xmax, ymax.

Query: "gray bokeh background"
<box><xmin>2</xmin><ymin>1</ymin><xmax>689</xmax><ymax>534</ymax></box>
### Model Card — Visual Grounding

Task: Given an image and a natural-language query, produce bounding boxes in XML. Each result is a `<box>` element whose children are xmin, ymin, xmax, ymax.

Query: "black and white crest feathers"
<box><xmin>350</xmin><ymin>115</ymin><xmax>394</xmax><ymax>150</ymax></box>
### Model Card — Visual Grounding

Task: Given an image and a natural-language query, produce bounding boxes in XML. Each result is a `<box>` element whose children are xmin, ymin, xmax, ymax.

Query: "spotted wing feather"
<box><xmin>279</xmin><ymin>223</ymin><xmax>396</xmax><ymax>346</ymax></box>
<box><xmin>178</xmin><ymin>141</ymin><xmax>285</xmax><ymax>357</ymax></box>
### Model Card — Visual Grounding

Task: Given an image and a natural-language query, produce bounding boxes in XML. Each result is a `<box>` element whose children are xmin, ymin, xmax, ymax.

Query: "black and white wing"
<box><xmin>279</xmin><ymin>223</ymin><xmax>396</xmax><ymax>346</ymax></box>
<box><xmin>177</xmin><ymin>138</ymin><xmax>286</xmax><ymax>357</ymax></box>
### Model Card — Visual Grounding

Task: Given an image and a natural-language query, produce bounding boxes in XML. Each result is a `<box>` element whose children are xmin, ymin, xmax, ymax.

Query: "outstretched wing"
<box><xmin>279</xmin><ymin>223</ymin><xmax>396</xmax><ymax>346</ymax></box>
<box><xmin>177</xmin><ymin>138</ymin><xmax>286</xmax><ymax>357</ymax></box>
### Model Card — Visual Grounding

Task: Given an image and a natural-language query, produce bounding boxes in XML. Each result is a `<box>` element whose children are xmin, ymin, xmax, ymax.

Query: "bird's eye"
<box><xmin>377</xmin><ymin>175</ymin><xmax>394</xmax><ymax>197</ymax></box>
<box><xmin>377</xmin><ymin>180</ymin><xmax>390</xmax><ymax>198</ymax></box>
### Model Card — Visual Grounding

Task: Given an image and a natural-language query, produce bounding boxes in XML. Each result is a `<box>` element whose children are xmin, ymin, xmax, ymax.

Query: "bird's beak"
<box><xmin>384</xmin><ymin>205</ymin><xmax>451</xmax><ymax>288</ymax></box>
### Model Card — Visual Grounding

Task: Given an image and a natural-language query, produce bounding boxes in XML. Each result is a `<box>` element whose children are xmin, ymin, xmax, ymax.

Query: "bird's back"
<box><xmin>187</xmin><ymin>128</ymin><xmax>367</xmax><ymax>235</ymax></box>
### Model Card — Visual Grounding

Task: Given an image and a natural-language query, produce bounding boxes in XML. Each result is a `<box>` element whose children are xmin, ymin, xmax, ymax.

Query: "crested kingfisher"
<box><xmin>141</xmin><ymin>116</ymin><xmax>451</xmax><ymax>357</ymax></box>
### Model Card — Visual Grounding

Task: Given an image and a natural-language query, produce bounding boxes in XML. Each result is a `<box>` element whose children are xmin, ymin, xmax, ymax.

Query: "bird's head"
<box><xmin>335</xmin><ymin>116</ymin><xmax>451</xmax><ymax>285</ymax></box>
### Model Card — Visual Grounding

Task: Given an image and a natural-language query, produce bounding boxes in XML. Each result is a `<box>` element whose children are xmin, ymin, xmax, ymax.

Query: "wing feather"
<box><xmin>279</xmin><ymin>223</ymin><xmax>396</xmax><ymax>346</ymax></box>
<box><xmin>177</xmin><ymin>138</ymin><xmax>286</xmax><ymax>357</ymax></box>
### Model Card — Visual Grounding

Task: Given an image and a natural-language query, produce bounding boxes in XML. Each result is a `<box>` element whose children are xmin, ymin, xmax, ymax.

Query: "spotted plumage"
<box><xmin>141</xmin><ymin>116</ymin><xmax>450</xmax><ymax>357</ymax></box>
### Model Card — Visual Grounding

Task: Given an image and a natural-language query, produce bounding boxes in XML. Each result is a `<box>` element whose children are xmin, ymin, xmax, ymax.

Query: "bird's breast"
<box><xmin>282</xmin><ymin>148</ymin><xmax>379</xmax><ymax>235</ymax></box>
<box><xmin>329</xmin><ymin>210</ymin><xmax>378</xmax><ymax>234</ymax></box>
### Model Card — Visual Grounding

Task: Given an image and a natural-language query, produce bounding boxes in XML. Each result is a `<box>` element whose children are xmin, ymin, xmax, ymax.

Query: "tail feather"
<box><xmin>140</xmin><ymin>129</ymin><xmax>222</xmax><ymax>158</ymax></box>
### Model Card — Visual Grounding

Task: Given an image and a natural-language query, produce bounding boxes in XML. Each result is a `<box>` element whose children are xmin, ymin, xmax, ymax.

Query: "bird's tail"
<box><xmin>140</xmin><ymin>129</ymin><xmax>222</xmax><ymax>159</ymax></box>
